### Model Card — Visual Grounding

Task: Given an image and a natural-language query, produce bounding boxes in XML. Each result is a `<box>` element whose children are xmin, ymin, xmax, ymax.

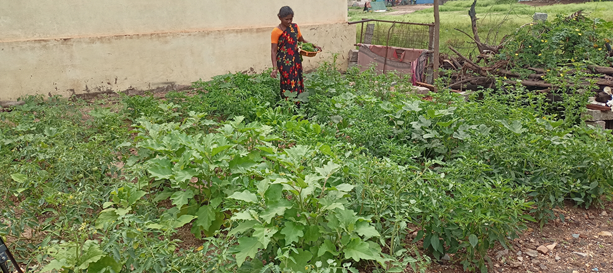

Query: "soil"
<box><xmin>384</xmin><ymin>4</ymin><xmax>434</xmax><ymax>16</ymax></box>
<box><xmin>427</xmin><ymin>200</ymin><xmax>613</xmax><ymax>273</ymax></box>
<box><xmin>520</xmin><ymin>0</ymin><xmax>591</xmax><ymax>6</ymax></box>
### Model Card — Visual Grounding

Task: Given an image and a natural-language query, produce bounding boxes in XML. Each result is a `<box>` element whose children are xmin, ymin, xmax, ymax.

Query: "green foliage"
<box><xmin>191</xmin><ymin>71</ymin><xmax>280</xmax><ymax>121</ymax></box>
<box><xmin>500</xmin><ymin>14</ymin><xmax>613</xmax><ymax>68</ymax></box>
<box><xmin>300</xmin><ymin>42</ymin><xmax>317</xmax><ymax>52</ymax></box>
<box><xmin>3</xmin><ymin>59</ymin><xmax>613</xmax><ymax>273</ymax></box>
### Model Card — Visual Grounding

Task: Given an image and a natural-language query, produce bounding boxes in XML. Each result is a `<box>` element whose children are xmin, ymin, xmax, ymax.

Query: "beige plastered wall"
<box><xmin>0</xmin><ymin>1</ymin><xmax>354</xmax><ymax>101</ymax></box>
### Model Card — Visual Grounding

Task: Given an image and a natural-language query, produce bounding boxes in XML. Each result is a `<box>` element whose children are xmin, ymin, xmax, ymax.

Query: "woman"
<box><xmin>270</xmin><ymin>6</ymin><xmax>321</xmax><ymax>99</ymax></box>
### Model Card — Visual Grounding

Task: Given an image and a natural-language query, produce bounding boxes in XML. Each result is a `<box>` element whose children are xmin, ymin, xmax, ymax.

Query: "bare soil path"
<box><xmin>428</xmin><ymin>201</ymin><xmax>613</xmax><ymax>273</ymax></box>
<box><xmin>385</xmin><ymin>4</ymin><xmax>433</xmax><ymax>15</ymax></box>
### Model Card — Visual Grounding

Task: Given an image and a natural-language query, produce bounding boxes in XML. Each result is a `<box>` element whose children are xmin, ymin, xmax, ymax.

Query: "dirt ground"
<box><xmin>520</xmin><ymin>0</ymin><xmax>591</xmax><ymax>6</ymax></box>
<box><xmin>385</xmin><ymin>4</ymin><xmax>434</xmax><ymax>15</ymax></box>
<box><xmin>427</xmin><ymin>200</ymin><xmax>613</xmax><ymax>273</ymax></box>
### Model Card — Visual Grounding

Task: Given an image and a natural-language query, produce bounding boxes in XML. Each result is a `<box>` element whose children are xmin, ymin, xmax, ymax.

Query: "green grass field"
<box><xmin>349</xmin><ymin>0</ymin><xmax>613</xmax><ymax>54</ymax></box>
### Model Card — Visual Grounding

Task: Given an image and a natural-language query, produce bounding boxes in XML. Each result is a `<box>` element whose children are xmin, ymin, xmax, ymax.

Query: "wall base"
<box><xmin>0</xmin><ymin>23</ymin><xmax>355</xmax><ymax>101</ymax></box>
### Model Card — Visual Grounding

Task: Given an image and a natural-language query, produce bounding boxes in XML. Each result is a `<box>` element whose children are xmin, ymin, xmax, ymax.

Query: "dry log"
<box><xmin>588</xmin><ymin>65</ymin><xmax>613</xmax><ymax>76</ymax></box>
<box><xmin>448</xmin><ymin>77</ymin><xmax>495</xmax><ymax>90</ymax></box>
<box><xmin>448</xmin><ymin>46</ymin><xmax>486</xmax><ymax>76</ymax></box>
<box><xmin>527</xmin><ymin>67</ymin><xmax>546</xmax><ymax>74</ymax></box>
<box><xmin>505</xmin><ymin>80</ymin><xmax>552</xmax><ymax>88</ymax></box>
<box><xmin>587</xmin><ymin>104</ymin><xmax>611</xmax><ymax>111</ymax></box>
<box><xmin>596</xmin><ymin>79</ymin><xmax>613</xmax><ymax>86</ymax></box>
<box><xmin>416</xmin><ymin>82</ymin><xmax>436</xmax><ymax>91</ymax></box>
<box><xmin>459</xmin><ymin>0</ymin><xmax>504</xmax><ymax>55</ymax></box>
<box><xmin>494</xmin><ymin>69</ymin><xmax>544</xmax><ymax>80</ymax></box>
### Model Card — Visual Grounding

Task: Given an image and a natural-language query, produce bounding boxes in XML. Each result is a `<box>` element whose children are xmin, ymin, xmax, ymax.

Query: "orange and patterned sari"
<box><xmin>275</xmin><ymin>23</ymin><xmax>304</xmax><ymax>98</ymax></box>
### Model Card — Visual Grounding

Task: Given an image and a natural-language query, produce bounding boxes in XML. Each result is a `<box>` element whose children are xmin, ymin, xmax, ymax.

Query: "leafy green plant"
<box><xmin>227</xmin><ymin>153</ymin><xmax>386</xmax><ymax>272</ymax></box>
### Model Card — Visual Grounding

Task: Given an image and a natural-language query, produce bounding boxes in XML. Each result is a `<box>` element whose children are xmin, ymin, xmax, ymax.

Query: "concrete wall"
<box><xmin>0</xmin><ymin>1</ymin><xmax>354</xmax><ymax>101</ymax></box>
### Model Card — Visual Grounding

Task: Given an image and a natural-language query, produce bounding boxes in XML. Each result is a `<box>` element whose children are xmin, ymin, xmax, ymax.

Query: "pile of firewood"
<box><xmin>437</xmin><ymin>2</ymin><xmax>613</xmax><ymax>110</ymax></box>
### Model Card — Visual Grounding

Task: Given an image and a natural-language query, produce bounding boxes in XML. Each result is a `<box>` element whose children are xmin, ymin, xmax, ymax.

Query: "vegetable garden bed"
<box><xmin>1</xmin><ymin>61</ymin><xmax>612</xmax><ymax>272</ymax></box>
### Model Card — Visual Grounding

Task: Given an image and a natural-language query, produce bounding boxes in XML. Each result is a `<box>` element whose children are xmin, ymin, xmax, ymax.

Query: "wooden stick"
<box><xmin>448</xmin><ymin>46</ymin><xmax>486</xmax><ymax>76</ymax></box>
<box><xmin>588</xmin><ymin>65</ymin><xmax>613</xmax><ymax>76</ymax></box>
<box><xmin>416</xmin><ymin>81</ymin><xmax>436</xmax><ymax>91</ymax></box>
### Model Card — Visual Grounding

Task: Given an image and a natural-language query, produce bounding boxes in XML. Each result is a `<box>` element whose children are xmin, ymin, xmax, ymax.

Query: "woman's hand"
<box><xmin>315</xmin><ymin>45</ymin><xmax>322</xmax><ymax>52</ymax></box>
<box><xmin>270</xmin><ymin>69</ymin><xmax>278</xmax><ymax>78</ymax></box>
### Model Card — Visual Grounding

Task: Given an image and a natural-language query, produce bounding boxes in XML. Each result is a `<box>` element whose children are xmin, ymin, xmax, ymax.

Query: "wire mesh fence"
<box><xmin>350</xmin><ymin>19</ymin><xmax>434</xmax><ymax>50</ymax></box>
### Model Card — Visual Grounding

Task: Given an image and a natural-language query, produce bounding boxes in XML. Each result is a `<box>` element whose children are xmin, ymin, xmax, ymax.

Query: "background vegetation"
<box><xmin>349</xmin><ymin>0</ymin><xmax>613</xmax><ymax>54</ymax></box>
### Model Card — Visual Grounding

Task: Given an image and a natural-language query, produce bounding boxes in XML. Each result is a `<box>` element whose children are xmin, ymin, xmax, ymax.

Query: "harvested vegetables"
<box><xmin>299</xmin><ymin>42</ymin><xmax>317</xmax><ymax>52</ymax></box>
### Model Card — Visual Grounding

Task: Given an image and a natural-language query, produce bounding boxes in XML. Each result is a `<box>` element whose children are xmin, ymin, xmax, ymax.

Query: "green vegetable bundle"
<box><xmin>299</xmin><ymin>42</ymin><xmax>317</xmax><ymax>52</ymax></box>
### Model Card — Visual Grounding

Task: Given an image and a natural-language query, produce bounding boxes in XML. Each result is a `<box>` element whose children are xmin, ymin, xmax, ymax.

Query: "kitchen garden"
<box><xmin>2</xmin><ymin>10</ymin><xmax>613</xmax><ymax>273</ymax></box>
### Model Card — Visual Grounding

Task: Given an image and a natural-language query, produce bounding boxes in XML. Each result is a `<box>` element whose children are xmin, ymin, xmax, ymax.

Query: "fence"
<box><xmin>349</xmin><ymin>19</ymin><xmax>434</xmax><ymax>50</ymax></box>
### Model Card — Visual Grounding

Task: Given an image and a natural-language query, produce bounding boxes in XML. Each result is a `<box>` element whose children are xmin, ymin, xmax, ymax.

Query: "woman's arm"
<box><xmin>270</xmin><ymin>43</ymin><xmax>278</xmax><ymax>78</ymax></box>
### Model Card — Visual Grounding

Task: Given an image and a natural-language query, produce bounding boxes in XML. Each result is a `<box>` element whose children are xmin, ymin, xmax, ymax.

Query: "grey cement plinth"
<box><xmin>582</xmin><ymin>109</ymin><xmax>613</xmax><ymax>121</ymax></box>
<box><xmin>586</xmin><ymin>121</ymin><xmax>606</xmax><ymax>130</ymax></box>
<box><xmin>533</xmin><ymin>13</ymin><xmax>548</xmax><ymax>22</ymax></box>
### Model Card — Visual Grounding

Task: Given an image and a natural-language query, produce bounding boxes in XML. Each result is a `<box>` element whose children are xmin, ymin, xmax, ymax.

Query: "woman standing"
<box><xmin>270</xmin><ymin>6</ymin><xmax>320</xmax><ymax>99</ymax></box>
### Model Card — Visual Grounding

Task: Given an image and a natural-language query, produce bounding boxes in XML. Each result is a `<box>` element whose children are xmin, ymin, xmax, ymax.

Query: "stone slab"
<box><xmin>586</xmin><ymin>120</ymin><xmax>606</xmax><ymax>130</ymax></box>
<box><xmin>533</xmin><ymin>13</ymin><xmax>548</xmax><ymax>22</ymax></box>
<box><xmin>349</xmin><ymin>49</ymin><xmax>359</xmax><ymax>63</ymax></box>
<box><xmin>582</xmin><ymin>109</ymin><xmax>613</xmax><ymax>121</ymax></box>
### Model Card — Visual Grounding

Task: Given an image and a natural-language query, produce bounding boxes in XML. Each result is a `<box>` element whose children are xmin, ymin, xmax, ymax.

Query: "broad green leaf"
<box><xmin>331</xmin><ymin>115</ymin><xmax>343</xmax><ymax>124</ymax></box>
<box><xmin>147</xmin><ymin>158</ymin><xmax>173</xmax><ymax>180</ymax></box>
<box><xmin>87</xmin><ymin>255</ymin><xmax>122</xmax><ymax>273</ymax></box>
<box><xmin>355</xmin><ymin>221</ymin><xmax>380</xmax><ymax>240</ymax></box>
<box><xmin>229</xmin><ymin>156</ymin><xmax>257</xmax><ymax>174</ymax></box>
<box><xmin>209</xmin><ymin>197</ymin><xmax>223</xmax><ymax>209</ymax></box>
<box><xmin>95</xmin><ymin>209</ymin><xmax>119</xmax><ymax>229</ymax></box>
<box><xmin>256</xmin><ymin>146</ymin><xmax>276</xmax><ymax>154</ymax></box>
<box><xmin>260</xmin><ymin>201</ymin><xmax>292</xmax><ymax>224</ymax></box>
<box><xmin>430</xmin><ymin>235</ymin><xmax>442</xmax><ymax>253</ymax></box>
<box><xmin>229</xmin><ymin>190</ymin><xmax>259</xmax><ymax>203</ymax></box>
<box><xmin>318</xmin><ymin>239</ymin><xmax>340</xmax><ymax>256</ymax></box>
<box><xmin>115</xmin><ymin>208</ymin><xmax>131</xmax><ymax>217</ymax></box>
<box><xmin>316</xmin><ymin>161</ymin><xmax>341</xmax><ymax>178</ymax></box>
<box><xmin>304</xmin><ymin>226</ymin><xmax>321</xmax><ymax>243</ymax></box>
<box><xmin>172</xmin><ymin>215</ymin><xmax>196</xmax><ymax>229</ymax></box>
<box><xmin>436</xmin><ymin>119</ymin><xmax>456</xmax><ymax>128</ymax></box>
<box><xmin>228</xmin><ymin>220</ymin><xmax>258</xmax><ymax>236</ymax></box>
<box><xmin>235</xmin><ymin>237</ymin><xmax>263</xmax><ymax>267</ymax></box>
<box><xmin>320</xmin><ymin>197</ymin><xmax>345</xmax><ymax>212</ymax></box>
<box><xmin>264</xmin><ymin>184</ymin><xmax>284</xmax><ymax>203</ymax></box>
<box><xmin>334</xmin><ymin>183</ymin><xmax>355</xmax><ymax>193</ymax></box>
<box><xmin>126</xmin><ymin>188</ymin><xmax>146</xmax><ymax>207</ymax></box>
<box><xmin>335</xmin><ymin>209</ymin><xmax>358</xmax><ymax>232</ymax></box>
<box><xmin>304</xmin><ymin>174</ymin><xmax>324</xmax><ymax>187</ymax></box>
<box><xmin>469</xmin><ymin>234</ymin><xmax>478</xmax><ymax>248</ymax></box>
<box><xmin>252</xmin><ymin>225</ymin><xmax>278</xmax><ymax>249</ymax></box>
<box><xmin>402</xmin><ymin>100</ymin><xmax>422</xmax><ymax>112</ymax></box>
<box><xmin>453</xmin><ymin>130</ymin><xmax>470</xmax><ymax>140</ymax></box>
<box><xmin>173</xmin><ymin>168</ymin><xmax>198</xmax><ymax>184</ymax></box>
<box><xmin>153</xmin><ymin>190</ymin><xmax>174</xmax><ymax>202</ymax></box>
<box><xmin>10</xmin><ymin>173</ymin><xmax>27</xmax><ymax>183</ymax></box>
<box><xmin>498</xmin><ymin>120</ymin><xmax>526</xmax><ymax>134</ymax></box>
<box><xmin>211</xmin><ymin>144</ymin><xmax>235</xmax><ymax>157</ymax></box>
<box><xmin>257</xmin><ymin>179</ymin><xmax>270</xmax><ymax>196</ymax></box>
<box><xmin>195</xmin><ymin>204</ymin><xmax>216</xmax><ymax>231</ymax></box>
<box><xmin>280</xmin><ymin>222</ymin><xmax>304</xmax><ymax>244</ymax></box>
<box><xmin>343</xmin><ymin>238</ymin><xmax>377</xmax><ymax>262</ymax></box>
<box><xmin>319</xmin><ymin>144</ymin><xmax>335</xmax><ymax>158</ymax></box>
<box><xmin>286</xmin><ymin>249</ymin><xmax>313</xmax><ymax>273</ymax></box>
<box><xmin>170</xmin><ymin>189</ymin><xmax>195</xmax><ymax>209</ymax></box>
<box><xmin>76</xmin><ymin>241</ymin><xmax>106</xmax><ymax>270</ymax></box>
<box><xmin>231</xmin><ymin>210</ymin><xmax>257</xmax><ymax>221</ymax></box>
<box><xmin>285</xmin><ymin>145</ymin><xmax>314</xmax><ymax>163</ymax></box>
<box><xmin>41</xmin><ymin>259</ymin><xmax>69</xmax><ymax>272</ymax></box>
<box><xmin>589</xmin><ymin>181</ymin><xmax>599</xmax><ymax>189</ymax></box>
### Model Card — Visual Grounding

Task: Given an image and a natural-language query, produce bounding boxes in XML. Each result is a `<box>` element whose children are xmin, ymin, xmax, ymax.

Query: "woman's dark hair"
<box><xmin>278</xmin><ymin>6</ymin><xmax>294</xmax><ymax>18</ymax></box>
